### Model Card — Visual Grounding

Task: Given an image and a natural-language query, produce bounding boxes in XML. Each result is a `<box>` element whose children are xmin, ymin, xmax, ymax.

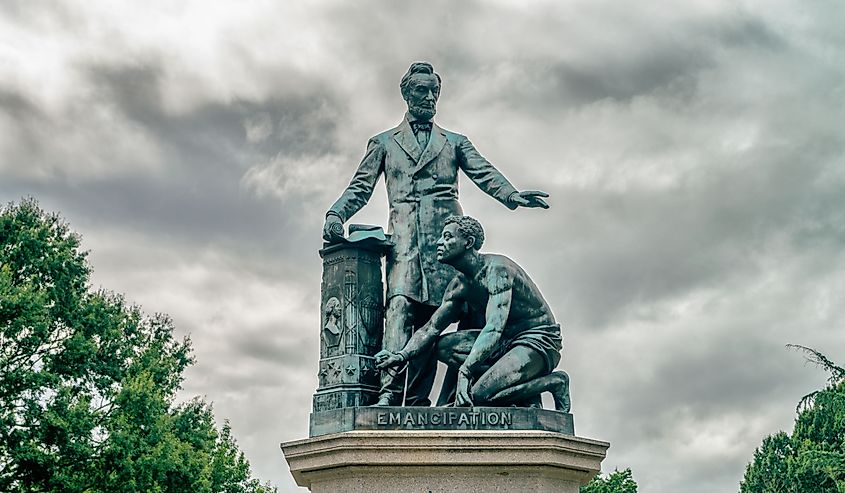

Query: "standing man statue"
<box><xmin>375</xmin><ymin>216</ymin><xmax>571</xmax><ymax>411</ymax></box>
<box><xmin>323</xmin><ymin>62</ymin><xmax>549</xmax><ymax>407</ymax></box>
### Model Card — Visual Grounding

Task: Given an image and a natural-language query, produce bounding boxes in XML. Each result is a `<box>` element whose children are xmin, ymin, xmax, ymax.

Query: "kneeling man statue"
<box><xmin>375</xmin><ymin>215</ymin><xmax>571</xmax><ymax>411</ymax></box>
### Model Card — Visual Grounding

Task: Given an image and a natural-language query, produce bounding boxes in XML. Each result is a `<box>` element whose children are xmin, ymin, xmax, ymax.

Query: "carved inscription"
<box><xmin>309</xmin><ymin>406</ymin><xmax>575</xmax><ymax>437</ymax></box>
<box><xmin>375</xmin><ymin>409</ymin><xmax>514</xmax><ymax>428</ymax></box>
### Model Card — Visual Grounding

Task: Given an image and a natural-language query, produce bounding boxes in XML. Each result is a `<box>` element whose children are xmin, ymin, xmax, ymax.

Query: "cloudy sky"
<box><xmin>2</xmin><ymin>0</ymin><xmax>844</xmax><ymax>491</ymax></box>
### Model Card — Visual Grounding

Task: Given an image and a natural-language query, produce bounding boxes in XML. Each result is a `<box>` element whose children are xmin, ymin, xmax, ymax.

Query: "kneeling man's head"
<box><xmin>437</xmin><ymin>215</ymin><xmax>484</xmax><ymax>263</ymax></box>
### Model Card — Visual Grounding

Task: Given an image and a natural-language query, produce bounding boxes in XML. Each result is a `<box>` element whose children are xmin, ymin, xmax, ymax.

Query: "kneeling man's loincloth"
<box><xmin>487</xmin><ymin>323</ymin><xmax>562</xmax><ymax>374</ymax></box>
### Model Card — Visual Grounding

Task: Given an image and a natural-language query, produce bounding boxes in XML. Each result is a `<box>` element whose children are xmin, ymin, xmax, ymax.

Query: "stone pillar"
<box><xmin>313</xmin><ymin>234</ymin><xmax>391</xmax><ymax>412</ymax></box>
<box><xmin>282</xmin><ymin>431</ymin><xmax>609</xmax><ymax>493</ymax></box>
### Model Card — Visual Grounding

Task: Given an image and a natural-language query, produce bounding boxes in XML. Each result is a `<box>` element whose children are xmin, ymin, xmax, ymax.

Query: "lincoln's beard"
<box><xmin>408</xmin><ymin>102</ymin><xmax>436</xmax><ymax>121</ymax></box>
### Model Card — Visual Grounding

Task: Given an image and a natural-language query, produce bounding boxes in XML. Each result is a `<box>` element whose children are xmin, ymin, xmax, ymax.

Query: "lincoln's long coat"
<box><xmin>328</xmin><ymin>116</ymin><xmax>518</xmax><ymax>306</ymax></box>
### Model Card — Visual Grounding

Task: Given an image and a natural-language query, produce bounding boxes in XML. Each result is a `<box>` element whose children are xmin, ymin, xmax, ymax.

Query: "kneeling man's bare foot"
<box><xmin>549</xmin><ymin>370</ymin><xmax>571</xmax><ymax>412</ymax></box>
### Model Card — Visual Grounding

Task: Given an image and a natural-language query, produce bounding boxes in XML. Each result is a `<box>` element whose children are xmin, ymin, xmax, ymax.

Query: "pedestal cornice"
<box><xmin>282</xmin><ymin>430</ymin><xmax>609</xmax><ymax>492</ymax></box>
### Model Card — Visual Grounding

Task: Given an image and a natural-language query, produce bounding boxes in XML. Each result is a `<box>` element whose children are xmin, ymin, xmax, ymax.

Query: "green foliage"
<box><xmin>740</xmin><ymin>346</ymin><xmax>845</xmax><ymax>493</ymax></box>
<box><xmin>0</xmin><ymin>198</ymin><xmax>275</xmax><ymax>493</ymax></box>
<box><xmin>581</xmin><ymin>468</ymin><xmax>638</xmax><ymax>493</ymax></box>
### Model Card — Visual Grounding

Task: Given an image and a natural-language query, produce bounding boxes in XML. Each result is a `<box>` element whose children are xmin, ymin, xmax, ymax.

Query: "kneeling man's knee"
<box><xmin>472</xmin><ymin>380</ymin><xmax>496</xmax><ymax>404</ymax></box>
<box><xmin>435</xmin><ymin>332</ymin><xmax>460</xmax><ymax>361</ymax></box>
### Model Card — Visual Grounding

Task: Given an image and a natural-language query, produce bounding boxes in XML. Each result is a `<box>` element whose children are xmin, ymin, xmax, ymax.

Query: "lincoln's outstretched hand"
<box><xmin>510</xmin><ymin>190</ymin><xmax>550</xmax><ymax>209</ymax></box>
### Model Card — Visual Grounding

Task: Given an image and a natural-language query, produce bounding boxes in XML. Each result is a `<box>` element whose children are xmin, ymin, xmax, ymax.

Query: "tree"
<box><xmin>581</xmin><ymin>468</ymin><xmax>638</xmax><ymax>493</ymax></box>
<box><xmin>740</xmin><ymin>345</ymin><xmax>845</xmax><ymax>493</ymax></box>
<box><xmin>0</xmin><ymin>198</ymin><xmax>275</xmax><ymax>493</ymax></box>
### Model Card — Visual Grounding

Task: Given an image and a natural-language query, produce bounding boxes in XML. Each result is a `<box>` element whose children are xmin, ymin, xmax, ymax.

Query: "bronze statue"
<box><xmin>323</xmin><ymin>62</ymin><xmax>549</xmax><ymax>406</ymax></box>
<box><xmin>375</xmin><ymin>216</ymin><xmax>570</xmax><ymax>411</ymax></box>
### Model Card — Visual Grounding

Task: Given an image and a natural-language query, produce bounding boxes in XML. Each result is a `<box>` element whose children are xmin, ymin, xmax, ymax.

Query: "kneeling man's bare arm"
<box><xmin>374</xmin><ymin>278</ymin><xmax>465</xmax><ymax>369</ymax></box>
<box><xmin>455</xmin><ymin>265</ymin><xmax>513</xmax><ymax>406</ymax></box>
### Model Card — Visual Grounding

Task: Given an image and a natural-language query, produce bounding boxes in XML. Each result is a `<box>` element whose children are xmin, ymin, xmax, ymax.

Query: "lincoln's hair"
<box><xmin>444</xmin><ymin>215</ymin><xmax>484</xmax><ymax>250</ymax></box>
<box><xmin>400</xmin><ymin>62</ymin><xmax>441</xmax><ymax>100</ymax></box>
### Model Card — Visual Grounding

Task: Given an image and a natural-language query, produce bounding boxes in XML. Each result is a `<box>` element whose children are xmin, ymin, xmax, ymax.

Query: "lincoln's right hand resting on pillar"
<box><xmin>374</xmin><ymin>215</ymin><xmax>571</xmax><ymax>412</ymax></box>
<box><xmin>322</xmin><ymin>213</ymin><xmax>344</xmax><ymax>242</ymax></box>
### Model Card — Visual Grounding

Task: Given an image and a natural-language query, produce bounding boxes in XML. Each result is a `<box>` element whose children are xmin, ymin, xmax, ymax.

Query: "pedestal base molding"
<box><xmin>282</xmin><ymin>430</ymin><xmax>609</xmax><ymax>493</ymax></box>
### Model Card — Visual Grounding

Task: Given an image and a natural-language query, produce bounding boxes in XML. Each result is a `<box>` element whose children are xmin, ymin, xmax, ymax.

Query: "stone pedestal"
<box><xmin>282</xmin><ymin>430</ymin><xmax>609</xmax><ymax>493</ymax></box>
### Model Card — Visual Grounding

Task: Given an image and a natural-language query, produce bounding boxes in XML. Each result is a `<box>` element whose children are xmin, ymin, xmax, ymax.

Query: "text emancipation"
<box><xmin>375</xmin><ymin>410</ymin><xmax>513</xmax><ymax>428</ymax></box>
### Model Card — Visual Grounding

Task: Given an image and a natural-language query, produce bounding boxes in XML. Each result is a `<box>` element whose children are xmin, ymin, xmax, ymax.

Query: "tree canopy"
<box><xmin>581</xmin><ymin>468</ymin><xmax>638</xmax><ymax>493</ymax></box>
<box><xmin>740</xmin><ymin>345</ymin><xmax>845</xmax><ymax>493</ymax></box>
<box><xmin>0</xmin><ymin>198</ymin><xmax>274</xmax><ymax>492</ymax></box>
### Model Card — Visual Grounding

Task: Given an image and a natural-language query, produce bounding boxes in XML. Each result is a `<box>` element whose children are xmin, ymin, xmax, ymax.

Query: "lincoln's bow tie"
<box><xmin>411</xmin><ymin>121</ymin><xmax>432</xmax><ymax>134</ymax></box>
